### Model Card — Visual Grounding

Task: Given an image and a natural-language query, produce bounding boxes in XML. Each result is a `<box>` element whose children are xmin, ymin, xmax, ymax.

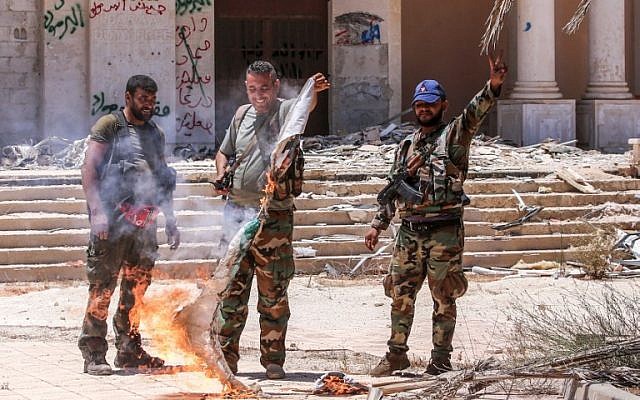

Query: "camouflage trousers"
<box><xmin>215</xmin><ymin>205</ymin><xmax>295</xmax><ymax>368</ymax></box>
<box><xmin>77</xmin><ymin>220</ymin><xmax>159</xmax><ymax>359</ymax></box>
<box><xmin>384</xmin><ymin>218</ymin><xmax>468</xmax><ymax>360</ymax></box>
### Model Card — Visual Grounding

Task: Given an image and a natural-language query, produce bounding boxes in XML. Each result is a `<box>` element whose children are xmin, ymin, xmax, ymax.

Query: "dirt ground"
<box><xmin>1</xmin><ymin>274</ymin><xmax>638</xmax><ymax>398</ymax></box>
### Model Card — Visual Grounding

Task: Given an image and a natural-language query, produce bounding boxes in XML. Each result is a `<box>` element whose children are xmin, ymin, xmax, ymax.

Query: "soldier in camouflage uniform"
<box><xmin>79</xmin><ymin>75</ymin><xmax>181</xmax><ymax>375</ymax></box>
<box><xmin>212</xmin><ymin>61</ymin><xmax>330</xmax><ymax>379</ymax></box>
<box><xmin>365</xmin><ymin>55</ymin><xmax>507</xmax><ymax>376</ymax></box>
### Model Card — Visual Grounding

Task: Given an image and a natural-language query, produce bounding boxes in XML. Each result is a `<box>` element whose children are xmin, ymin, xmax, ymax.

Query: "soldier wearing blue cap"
<box><xmin>365</xmin><ymin>54</ymin><xmax>508</xmax><ymax>376</ymax></box>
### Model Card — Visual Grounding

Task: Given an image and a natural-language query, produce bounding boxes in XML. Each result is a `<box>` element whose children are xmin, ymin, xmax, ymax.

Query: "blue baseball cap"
<box><xmin>412</xmin><ymin>79</ymin><xmax>446</xmax><ymax>104</ymax></box>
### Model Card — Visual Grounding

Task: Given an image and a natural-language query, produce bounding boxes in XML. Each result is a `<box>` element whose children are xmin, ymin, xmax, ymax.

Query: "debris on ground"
<box><xmin>312</xmin><ymin>371</ymin><xmax>368</xmax><ymax>395</ymax></box>
<box><xmin>1</xmin><ymin>136</ymin><xmax>88</xmax><ymax>169</ymax></box>
<box><xmin>491</xmin><ymin>189</ymin><xmax>544</xmax><ymax>231</ymax></box>
<box><xmin>556</xmin><ymin>167</ymin><xmax>600</xmax><ymax>194</ymax></box>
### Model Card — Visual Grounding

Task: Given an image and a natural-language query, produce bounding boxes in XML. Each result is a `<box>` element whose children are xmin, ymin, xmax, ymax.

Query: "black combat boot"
<box><xmin>114</xmin><ymin>332</ymin><xmax>164</xmax><ymax>369</ymax></box>
<box><xmin>84</xmin><ymin>352</ymin><xmax>113</xmax><ymax>375</ymax></box>
<box><xmin>424</xmin><ymin>357</ymin><xmax>452</xmax><ymax>376</ymax></box>
<box><xmin>370</xmin><ymin>352</ymin><xmax>411</xmax><ymax>377</ymax></box>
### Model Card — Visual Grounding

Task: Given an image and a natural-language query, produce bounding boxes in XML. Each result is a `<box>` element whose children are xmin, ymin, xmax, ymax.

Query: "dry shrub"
<box><xmin>571</xmin><ymin>227</ymin><xmax>629</xmax><ymax>279</ymax></box>
<box><xmin>505</xmin><ymin>283</ymin><xmax>640</xmax><ymax>369</ymax></box>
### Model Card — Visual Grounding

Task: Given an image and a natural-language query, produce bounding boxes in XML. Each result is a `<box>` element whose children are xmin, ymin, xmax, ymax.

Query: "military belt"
<box><xmin>401</xmin><ymin>216</ymin><xmax>459</xmax><ymax>232</ymax></box>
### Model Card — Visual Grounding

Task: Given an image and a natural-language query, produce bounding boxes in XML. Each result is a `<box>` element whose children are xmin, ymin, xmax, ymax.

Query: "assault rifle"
<box><xmin>377</xmin><ymin>168</ymin><xmax>424</xmax><ymax>208</ymax></box>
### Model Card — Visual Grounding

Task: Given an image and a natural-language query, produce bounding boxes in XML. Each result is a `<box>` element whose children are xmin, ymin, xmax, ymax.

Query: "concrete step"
<box><xmin>0</xmin><ymin>203</ymin><xmax>629</xmax><ymax>232</ymax></box>
<box><xmin>0</xmin><ymin>259</ymin><xmax>216</xmax><ymax>282</ymax></box>
<box><xmin>0</xmin><ymin>247</ymin><xmax>583</xmax><ymax>282</ymax></box>
<box><xmin>4</xmin><ymin>218</ymin><xmax>631</xmax><ymax>249</ymax></box>
<box><xmin>0</xmin><ymin>183</ymin><xmax>215</xmax><ymax>202</ymax></box>
<box><xmin>0</xmin><ymin>232</ymin><xmax>587</xmax><ymax>266</ymax></box>
<box><xmin>3</xmin><ymin>177</ymin><xmax>640</xmax><ymax>203</ymax></box>
<box><xmin>296</xmin><ymin>233</ymin><xmax>585</xmax><ymax>256</ymax></box>
<box><xmin>0</xmin><ymin>190</ymin><xmax>636</xmax><ymax>216</ymax></box>
<box><xmin>304</xmin><ymin>178</ymin><xmax>640</xmax><ymax>196</ymax></box>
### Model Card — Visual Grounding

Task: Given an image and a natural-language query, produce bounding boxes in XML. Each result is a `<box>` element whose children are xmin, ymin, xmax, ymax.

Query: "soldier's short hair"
<box><xmin>126</xmin><ymin>75</ymin><xmax>158</xmax><ymax>94</ymax></box>
<box><xmin>246</xmin><ymin>61</ymin><xmax>278</xmax><ymax>83</ymax></box>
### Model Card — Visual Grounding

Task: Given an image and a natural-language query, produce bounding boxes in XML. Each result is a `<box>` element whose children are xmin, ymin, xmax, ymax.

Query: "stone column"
<box><xmin>583</xmin><ymin>0</ymin><xmax>632</xmax><ymax>99</ymax></box>
<box><xmin>497</xmin><ymin>0</ymin><xmax>575</xmax><ymax>146</ymax></box>
<box><xmin>577</xmin><ymin>0</ymin><xmax>640</xmax><ymax>152</ymax></box>
<box><xmin>510</xmin><ymin>0</ymin><xmax>561</xmax><ymax>99</ymax></box>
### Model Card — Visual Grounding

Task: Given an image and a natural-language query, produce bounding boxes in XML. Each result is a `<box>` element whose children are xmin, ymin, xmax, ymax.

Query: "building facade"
<box><xmin>1</xmin><ymin>0</ymin><xmax>639</xmax><ymax>153</ymax></box>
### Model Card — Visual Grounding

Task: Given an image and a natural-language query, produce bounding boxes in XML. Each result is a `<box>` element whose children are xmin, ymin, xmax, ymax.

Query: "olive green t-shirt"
<box><xmin>89</xmin><ymin>113</ymin><xmax>166</xmax><ymax>171</ymax></box>
<box><xmin>219</xmin><ymin>98</ymin><xmax>295</xmax><ymax>210</ymax></box>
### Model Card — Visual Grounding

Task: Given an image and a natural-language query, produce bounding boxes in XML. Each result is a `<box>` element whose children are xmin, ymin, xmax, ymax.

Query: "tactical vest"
<box><xmin>233</xmin><ymin>101</ymin><xmax>304</xmax><ymax>201</ymax></box>
<box><xmin>99</xmin><ymin>111</ymin><xmax>174</xmax><ymax>210</ymax></box>
<box><xmin>398</xmin><ymin>128</ymin><xmax>467</xmax><ymax>213</ymax></box>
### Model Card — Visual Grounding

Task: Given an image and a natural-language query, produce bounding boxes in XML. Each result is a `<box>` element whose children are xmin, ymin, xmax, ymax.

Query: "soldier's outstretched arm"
<box><xmin>81</xmin><ymin>140</ymin><xmax>110</xmax><ymax>240</ymax></box>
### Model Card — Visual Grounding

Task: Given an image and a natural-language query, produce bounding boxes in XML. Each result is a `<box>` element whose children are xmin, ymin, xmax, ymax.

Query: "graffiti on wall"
<box><xmin>44</xmin><ymin>1</ymin><xmax>85</xmax><ymax>40</ymax></box>
<box><xmin>176</xmin><ymin>0</ymin><xmax>212</xmax><ymax>16</ymax></box>
<box><xmin>334</xmin><ymin>12</ymin><xmax>383</xmax><ymax>45</ymax></box>
<box><xmin>91</xmin><ymin>91</ymin><xmax>170</xmax><ymax>117</ymax></box>
<box><xmin>89</xmin><ymin>0</ymin><xmax>167</xmax><ymax>19</ymax></box>
<box><xmin>175</xmin><ymin>14</ymin><xmax>214</xmax><ymax>138</ymax></box>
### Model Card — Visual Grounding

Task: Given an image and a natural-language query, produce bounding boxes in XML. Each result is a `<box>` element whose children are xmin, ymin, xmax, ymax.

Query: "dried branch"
<box><xmin>563</xmin><ymin>0</ymin><xmax>591</xmax><ymax>35</ymax></box>
<box><xmin>479</xmin><ymin>0</ymin><xmax>514</xmax><ymax>55</ymax></box>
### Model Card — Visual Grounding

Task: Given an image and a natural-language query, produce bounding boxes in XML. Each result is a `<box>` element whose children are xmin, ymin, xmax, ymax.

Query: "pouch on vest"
<box><xmin>273</xmin><ymin>145</ymin><xmax>304</xmax><ymax>201</ymax></box>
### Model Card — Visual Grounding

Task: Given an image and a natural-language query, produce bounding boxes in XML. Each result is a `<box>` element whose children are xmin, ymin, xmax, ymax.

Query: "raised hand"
<box><xmin>311</xmin><ymin>73</ymin><xmax>331</xmax><ymax>93</ymax></box>
<box><xmin>489</xmin><ymin>50</ymin><xmax>508</xmax><ymax>92</ymax></box>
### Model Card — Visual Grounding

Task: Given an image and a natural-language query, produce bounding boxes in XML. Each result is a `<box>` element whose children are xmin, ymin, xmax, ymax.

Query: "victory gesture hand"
<box><xmin>489</xmin><ymin>51</ymin><xmax>508</xmax><ymax>93</ymax></box>
<box><xmin>311</xmin><ymin>73</ymin><xmax>331</xmax><ymax>93</ymax></box>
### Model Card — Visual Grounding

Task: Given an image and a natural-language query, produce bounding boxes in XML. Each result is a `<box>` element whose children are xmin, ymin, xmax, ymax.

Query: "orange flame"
<box><xmin>136</xmin><ymin>287</ymin><xmax>204</xmax><ymax>368</ymax></box>
<box><xmin>314</xmin><ymin>375</ymin><xmax>368</xmax><ymax>395</ymax></box>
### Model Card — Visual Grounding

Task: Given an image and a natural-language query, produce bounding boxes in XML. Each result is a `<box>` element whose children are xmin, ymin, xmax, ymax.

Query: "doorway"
<box><xmin>214</xmin><ymin>1</ymin><xmax>329</xmax><ymax>146</ymax></box>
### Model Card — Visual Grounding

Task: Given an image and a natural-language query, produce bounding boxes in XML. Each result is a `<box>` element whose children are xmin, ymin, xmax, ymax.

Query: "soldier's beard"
<box><xmin>130</xmin><ymin>104</ymin><xmax>152</xmax><ymax>122</ymax></box>
<box><xmin>417</xmin><ymin>108</ymin><xmax>444</xmax><ymax>127</ymax></box>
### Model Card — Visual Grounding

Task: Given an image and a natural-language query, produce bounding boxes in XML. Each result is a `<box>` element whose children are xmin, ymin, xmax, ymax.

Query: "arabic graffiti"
<box><xmin>176</xmin><ymin>26</ymin><xmax>213</xmax><ymax>109</ymax></box>
<box><xmin>177</xmin><ymin>111</ymin><xmax>213</xmax><ymax>136</ymax></box>
<box><xmin>334</xmin><ymin>12</ymin><xmax>384</xmax><ymax>45</ymax></box>
<box><xmin>175</xmin><ymin>14</ymin><xmax>214</xmax><ymax>139</ymax></box>
<box><xmin>89</xmin><ymin>0</ymin><xmax>167</xmax><ymax>19</ymax></box>
<box><xmin>176</xmin><ymin>0</ymin><xmax>212</xmax><ymax>17</ymax></box>
<box><xmin>91</xmin><ymin>91</ymin><xmax>170</xmax><ymax>117</ymax></box>
<box><xmin>44</xmin><ymin>0</ymin><xmax>85</xmax><ymax>40</ymax></box>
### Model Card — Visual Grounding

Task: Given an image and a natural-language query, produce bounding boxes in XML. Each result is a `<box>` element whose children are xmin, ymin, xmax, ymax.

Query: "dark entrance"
<box><xmin>214</xmin><ymin>1</ymin><xmax>329</xmax><ymax>147</ymax></box>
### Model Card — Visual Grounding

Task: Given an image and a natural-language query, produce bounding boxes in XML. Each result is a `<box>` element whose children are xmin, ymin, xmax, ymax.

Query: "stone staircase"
<box><xmin>1</xmin><ymin>164</ymin><xmax>639</xmax><ymax>282</ymax></box>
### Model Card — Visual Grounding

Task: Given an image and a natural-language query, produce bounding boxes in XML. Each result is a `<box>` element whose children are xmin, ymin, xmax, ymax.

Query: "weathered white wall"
<box><xmin>329</xmin><ymin>0</ymin><xmax>401</xmax><ymax>134</ymax></box>
<box><xmin>0</xmin><ymin>0</ymin><xmax>41</xmax><ymax>146</ymax></box>
<box><xmin>43</xmin><ymin>0</ymin><xmax>89</xmax><ymax>141</ymax></box>
<box><xmin>174</xmin><ymin>2</ymin><xmax>215</xmax><ymax>149</ymax></box>
<box><xmin>88</xmin><ymin>0</ymin><xmax>175</xmax><ymax>143</ymax></box>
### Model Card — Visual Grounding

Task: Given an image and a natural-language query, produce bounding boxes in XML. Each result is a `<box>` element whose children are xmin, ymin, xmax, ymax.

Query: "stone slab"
<box><xmin>497</xmin><ymin>99</ymin><xmax>576</xmax><ymax>146</ymax></box>
<box><xmin>577</xmin><ymin>99</ymin><xmax>640</xmax><ymax>152</ymax></box>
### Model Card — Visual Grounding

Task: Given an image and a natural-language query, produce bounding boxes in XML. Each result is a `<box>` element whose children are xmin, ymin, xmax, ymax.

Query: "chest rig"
<box><xmin>398</xmin><ymin>128</ymin><xmax>466</xmax><ymax>211</ymax></box>
<box><xmin>99</xmin><ymin>111</ymin><xmax>160</xmax><ymax>210</ymax></box>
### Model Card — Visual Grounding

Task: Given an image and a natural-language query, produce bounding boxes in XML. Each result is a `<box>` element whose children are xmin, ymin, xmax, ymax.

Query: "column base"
<box><xmin>577</xmin><ymin>99</ymin><xmax>640</xmax><ymax>152</ymax></box>
<box><xmin>583</xmin><ymin>82</ymin><xmax>633</xmax><ymax>100</ymax></box>
<box><xmin>509</xmin><ymin>81</ymin><xmax>563</xmax><ymax>100</ymax></box>
<box><xmin>496</xmin><ymin>100</ymin><xmax>576</xmax><ymax>147</ymax></box>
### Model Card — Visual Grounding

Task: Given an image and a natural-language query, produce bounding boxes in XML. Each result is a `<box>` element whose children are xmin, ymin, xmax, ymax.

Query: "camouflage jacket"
<box><xmin>371</xmin><ymin>81</ymin><xmax>499</xmax><ymax>231</ymax></box>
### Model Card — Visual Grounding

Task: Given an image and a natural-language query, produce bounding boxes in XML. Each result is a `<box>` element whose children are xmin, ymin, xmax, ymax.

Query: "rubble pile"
<box><xmin>0</xmin><ymin>137</ymin><xmax>87</xmax><ymax>169</ymax></box>
<box><xmin>0</xmin><ymin>124</ymin><xmax>630</xmax><ymax>175</ymax></box>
